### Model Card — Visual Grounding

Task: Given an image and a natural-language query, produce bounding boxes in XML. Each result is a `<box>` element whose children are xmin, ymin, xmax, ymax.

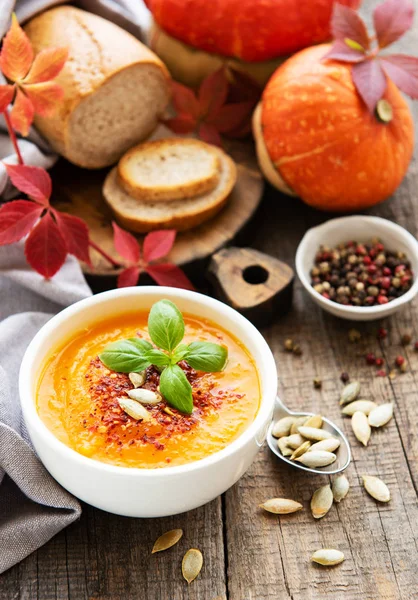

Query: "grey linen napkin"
<box><xmin>0</xmin><ymin>0</ymin><xmax>151</xmax><ymax>199</ymax></box>
<box><xmin>0</xmin><ymin>243</ymin><xmax>92</xmax><ymax>573</ymax></box>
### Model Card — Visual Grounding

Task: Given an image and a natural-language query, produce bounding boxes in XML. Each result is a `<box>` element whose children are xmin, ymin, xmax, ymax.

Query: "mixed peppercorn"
<box><xmin>310</xmin><ymin>239</ymin><xmax>413</xmax><ymax>306</ymax></box>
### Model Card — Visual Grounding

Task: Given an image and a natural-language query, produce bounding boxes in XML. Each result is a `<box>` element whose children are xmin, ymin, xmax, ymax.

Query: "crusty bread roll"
<box><xmin>103</xmin><ymin>146</ymin><xmax>237</xmax><ymax>232</ymax></box>
<box><xmin>118</xmin><ymin>139</ymin><xmax>221</xmax><ymax>202</ymax></box>
<box><xmin>24</xmin><ymin>7</ymin><xmax>170</xmax><ymax>169</ymax></box>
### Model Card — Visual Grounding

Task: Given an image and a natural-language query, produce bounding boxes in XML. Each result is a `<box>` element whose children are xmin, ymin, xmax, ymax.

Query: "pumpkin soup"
<box><xmin>37</xmin><ymin>301</ymin><xmax>261</xmax><ymax>468</ymax></box>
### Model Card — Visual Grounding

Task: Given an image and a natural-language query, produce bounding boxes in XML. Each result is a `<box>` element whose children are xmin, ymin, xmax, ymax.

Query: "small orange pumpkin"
<box><xmin>253</xmin><ymin>44</ymin><xmax>414</xmax><ymax>212</ymax></box>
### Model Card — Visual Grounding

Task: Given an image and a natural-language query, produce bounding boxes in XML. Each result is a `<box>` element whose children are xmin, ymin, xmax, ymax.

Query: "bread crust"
<box><xmin>24</xmin><ymin>6</ymin><xmax>170</xmax><ymax>168</ymax></box>
<box><xmin>103</xmin><ymin>148</ymin><xmax>237</xmax><ymax>232</ymax></box>
<box><xmin>118</xmin><ymin>139</ymin><xmax>221</xmax><ymax>202</ymax></box>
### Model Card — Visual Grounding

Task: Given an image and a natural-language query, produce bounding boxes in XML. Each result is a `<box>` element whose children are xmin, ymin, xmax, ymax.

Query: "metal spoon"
<box><xmin>267</xmin><ymin>396</ymin><xmax>351</xmax><ymax>475</ymax></box>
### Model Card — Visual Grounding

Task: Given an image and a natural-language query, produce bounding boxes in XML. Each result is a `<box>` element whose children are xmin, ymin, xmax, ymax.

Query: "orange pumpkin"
<box><xmin>253</xmin><ymin>44</ymin><xmax>414</xmax><ymax>212</ymax></box>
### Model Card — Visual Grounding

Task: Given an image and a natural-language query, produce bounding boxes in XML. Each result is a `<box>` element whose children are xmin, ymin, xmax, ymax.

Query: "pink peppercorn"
<box><xmin>415</xmin><ymin>342</ymin><xmax>418</xmax><ymax>351</ymax></box>
<box><xmin>377</xmin><ymin>296</ymin><xmax>389</xmax><ymax>304</ymax></box>
<box><xmin>375</xmin><ymin>357</ymin><xmax>384</xmax><ymax>367</ymax></box>
<box><xmin>366</xmin><ymin>353</ymin><xmax>376</xmax><ymax>365</ymax></box>
<box><xmin>377</xmin><ymin>327</ymin><xmax>388</xmax><ymax>339</ymax></box>
<box><xmin>381</xmin><ymin>277</ymin><xmax>391</xmax><ymax>289</ymax></box>
<box><xmin>383</xmin><ymin>267</ymin><xmax>391</xmax><ymax>276</ymax></box>
<box><xmin>395</xmin><ymin>356</ymin><xmax>405</xmax><ymax>367</ymax></box>
<box><xmin>376</xmin><ymin>369</ymin><xmax>386</xmax><ymax>377</ymax></box>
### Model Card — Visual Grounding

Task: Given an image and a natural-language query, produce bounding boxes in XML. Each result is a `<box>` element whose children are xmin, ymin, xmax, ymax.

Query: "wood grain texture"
<box><xmin>1</xmin><ymin>1</ymin><xmax>418</xmax><ymax>598</ymax></box>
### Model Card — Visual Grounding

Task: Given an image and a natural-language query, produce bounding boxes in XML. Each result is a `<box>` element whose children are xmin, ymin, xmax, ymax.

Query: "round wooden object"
<box><xmin>51</xmin><ymin>140</ymin><xmax>264</xmax><ymax>277</ymax></box>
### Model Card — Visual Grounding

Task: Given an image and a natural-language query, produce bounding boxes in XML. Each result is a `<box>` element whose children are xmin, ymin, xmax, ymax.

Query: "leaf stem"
<box><xmin>3</xmin><ymin>111</ymin><xmax>24</xmax><ymax>165</ymax></box>
<box><xmin>88</xmin><ymin>239</ymin><xmax>121</xmax><ymax>268</ymax></box>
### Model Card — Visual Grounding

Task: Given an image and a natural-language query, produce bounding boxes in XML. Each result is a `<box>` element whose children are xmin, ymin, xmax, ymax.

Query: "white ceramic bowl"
<box><xmin>296</xmin><ymin>216</ymin><xmax>418</xmax><ymax>321</ymax></box>
<box><xmin>19</xmin><ymin>287</ymin><xmax>277</xmax><ymax>517</ymax></box>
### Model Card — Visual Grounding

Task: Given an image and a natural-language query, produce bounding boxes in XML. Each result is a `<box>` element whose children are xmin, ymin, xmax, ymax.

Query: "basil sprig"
<box><xmin>99</xmin><ymin>299</ymin><xmax>228</xmax><ymax>414</ymax></box>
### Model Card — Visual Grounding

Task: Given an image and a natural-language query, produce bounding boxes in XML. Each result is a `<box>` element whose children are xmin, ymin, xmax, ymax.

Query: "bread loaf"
<box><xmin>24</xmin><ymin>7</ymin><xmax>170</xmax><ymax>169</ymax></box>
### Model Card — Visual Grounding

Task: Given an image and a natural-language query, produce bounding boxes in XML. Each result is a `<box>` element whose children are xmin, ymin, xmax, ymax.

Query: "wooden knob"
<box><xmin>208</xmin><ymin>247</ymin><xmax>294</xmax><ymax>328</ymax></box>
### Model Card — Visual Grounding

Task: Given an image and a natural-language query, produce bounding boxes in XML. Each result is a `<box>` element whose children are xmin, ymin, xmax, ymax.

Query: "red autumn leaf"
<box><xmin>10</xmin><ymin>87</ymin><xmax>34</xmax><ymax>136</ymax></box>
<box><xmin>146</xmin><ymin>263</ymin><xmax>194</xmax><ymax>290</ymax></box>
<box><xmin>24</xmin><ymin>47</ymin><xmax>68</xmax><ymax>84</ymax></box>
<box><xmin>0</xmin><ymin>200</ymin><xmax>43</xmax><ymax>244</ymax></box>
<box><xmin>198</xmin><ymin>67</ymin><xmax>228</xmax><ymax>116</ymax></box>
<box><xmin>0</xmin><ymin>84</ymin><xmax>15</xmax><ymax>112</ymax></box>
<box><xmin>117</xmin><ymin>266</ymin><xmax>141</xmax><ymax>288</ymax></box>
<box><xmin>23</xmin><ymin>82</ymin><xmax>64</xmax><ymax>116</ymax></box>
<box><xmin>226</xmin><ymin>68</ymin><xmax>261</xmax><ymax>104</ymax></box>
<box><xmin>162</xmin><ymin>115</ymin><xmax>196</xmax><ymax>134</ymax></box>
<box><xmin>352</xmin><ymin>59</ymin><xmax>387</xmax><ymax>111</ymax></box>
<box><xmin>323</xmin><ymin>40</ymin><xmax>367</xmax><ymax>63</ymax></box>
<box><xmin>5</xmin><ymin>164</ymin><xmax>51</xmax><ymax>204</ymax></box>
<box><xmin>208</xmin><ymin>101</ymin><xmax>255</xmax><ymax>133</ymax></box>
<box><xmin>171</xmin><ymin>81</ymin><xmax>200</xmax><ymax>118</ymax></box>
<box><xmin>373</xmin><ymin>0</ymin><xmax>414</xmax><ymax>49</ymax></box>
<box><xmin>0</xmin><ymin>14</ymin><xmax>33</xmax><ymax>82</ymax></box>
<box><xmin>143</xmin><ymin>230</ymin><xmax>176</xmax><ymax>263</ymax></box>
<box><xmin>197</xmin><ymin>122</ymin><xmax>222</xmax><ymax>147</ymax></box>
<box><xmin>112</xmin><ymin>221</ymin><xmax>141</xmax><ymax>263</ymax></box>
<box><xmin>330</xmin><ymin>3</ymin><xmax>370</xmax><ymax>50</ymax></box>
<box><xmin>53</xmin><ymin>211</ymin><xmax>91</xmax><ymax>265</ymax></box>
<box><xmin>24</xmin><ymin>210</ymin><xmax>67</xmax><ymax>278</ymax></box>
<box><xmin>380</xmin><ymin>54</ymin><xmax>418</xmax><ymax>99</ymax></box>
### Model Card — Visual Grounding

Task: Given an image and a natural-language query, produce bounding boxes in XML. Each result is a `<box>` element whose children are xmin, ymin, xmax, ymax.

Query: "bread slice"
<box><xmin>103</xmin><ymin>147</ymin><xmax>237</xmax><ymax>232</ymax></box>
<box><xmin>24</xmin><ymin>7</ymin><xmax>170</xmax><ymax>169</ymax></box>
<box><xmin>118</xmin><ymin>139</ymin><xmax>221</xmax><ymax>202</ymax></box>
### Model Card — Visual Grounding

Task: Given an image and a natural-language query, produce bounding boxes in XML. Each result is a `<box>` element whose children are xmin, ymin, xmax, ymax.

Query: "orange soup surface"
<box><xmin>37</xmin><ymin>312</ymin><xmax>261</xmax><ymax>468</ymax></box>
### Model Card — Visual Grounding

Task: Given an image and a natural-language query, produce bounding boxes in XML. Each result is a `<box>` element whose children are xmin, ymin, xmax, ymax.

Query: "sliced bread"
<box><xmin>103</xmin><ymin>147</ymin><xmax>237</xmax><ymax>232</ymax></box>
<box><xmin>118</xmin><ymin>139</ymin><xmax>221</xmax><ymax>201</ymax></box>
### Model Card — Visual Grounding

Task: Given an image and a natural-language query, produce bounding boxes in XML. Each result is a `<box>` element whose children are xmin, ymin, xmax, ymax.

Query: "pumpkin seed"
<box><xmin>304</xmin><ymin>414</ymin><xmax>323</xmax><ymax>429</ymax></box>
<box><xmin>290</xmin><ymin>440</ymin><xmax>311</xmax><ymax>460</ymax></box>
<box><xmin>362</xmin><ymin>475</ymin><xmax>391</xmax><ymax>502</ymax></box>
<box><xmin>277</xmin><ymin>437</ymin><xmax>293</xmax><ymax>457</ymax></box>
<box><xmin>311</xmin><ymin>484</ymin><xmax>333</xmax><ymax>519</ymax></box>
<box><xmin>152</xmin><ymin>529</ymin><xmax>183</xmax><ymax>553</ymax></box>
<box><xmin>295</xmin><ymin>450</ymin><xmax>336</xmax><ymax>468</ymax></box>
<box><xmin>286</xmin><ymin>433</ymin><xmax>305</xmax><ymax>449</ymax></box>
<box><xmin>117</xmin><ymin>397</ymin><xmax>152</xmax><ymax>421</ymax></box>
<box><xmin>351</xmin><ymin>411</ymin><xmax>371</xmax><ymax>446</ymax></box>
<box><xmin>290</xmin><ymin>416</ymin><xmax>308</xmax><ymax>434</ymax></box>
<box><xmin>298</xmin><ymin>426</ymin><xmax>334</xmax><ymax>441</ymax></box>
<box><xmin>332</xmin><ymin>475</ymin><xmax>350</xmax><ymax>503</ymax></box>
<box><xmin>368</xmin><ymin>403</ymin><xmax>393</xmax><ymax>428</ymax></box>
<box><xmin>182</xmin><ymin>549</ymin><xmax>203</xmax><ymax>584</ymax></box>
<box><xmin>341</xmin><ymin>400</ymin><xmax>377</xmax><ymax>416</ymax></box>
<box><xmin>272</xmin><ymin>416</ymin><xmax>296</xmax><ymax>438</ymax></box>
<box><xmin>259</xmin><ymin>498</ymin><xmax>303</xmax><ymax>514</ymax></box>
<box><xmin>308</xmin><ymin>438</ymin><xmax>341</xmax><ymax>453</ymax></box>
<box><xmin>311</xmin><ymin>549</ymin><xmax>344</xmax><ymax>566</ymax></box>
<box><xmin>129</xmin><ymin>370</ymin><xmax>146</xmax><ymax>388</ymax></box>
<box><xmin>127</xmin><ymin>388</ymin><xmax>162</xmax><ymax>405</ymax></box>
<box><xmin>340</xmin><ymin>381</ymin><xmax>361</xmax><ymax>405</ymax></box>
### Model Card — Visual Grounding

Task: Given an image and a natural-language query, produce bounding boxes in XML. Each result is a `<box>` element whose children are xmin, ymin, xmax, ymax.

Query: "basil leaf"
<box><xmin>148</xmin><ymin>299</ymin><xmax>184</xmax><ymax>352</ymax></box>
<box><xmin>146</xmin><ymin>348</ymin><xmax>170</xmax><ymax>367</ymax></box>
<box><xmin>171</xmin><ymin>343</ymin><xmax>189</xmax><ymax>364</ymax></box>
<box><xmin>160</xmin><ymin>364</ymin><xmax>193</xmax><ymax>414</ymax></box>
<box><xmin>184</xmin><ymin>341</ymin><xmax>228</xmax><ymax>372</ymax></box>
<box><xmin>99</xmin><ymin>338</ymin><xmax>152</xmax><ymax>373</ymax></box>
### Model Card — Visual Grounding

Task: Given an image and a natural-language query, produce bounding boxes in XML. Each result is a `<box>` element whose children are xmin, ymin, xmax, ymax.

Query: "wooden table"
<box><xmin>2</xmin><ymin>2</ymin><xmax>418</xmax><ymax>598</ymax></box>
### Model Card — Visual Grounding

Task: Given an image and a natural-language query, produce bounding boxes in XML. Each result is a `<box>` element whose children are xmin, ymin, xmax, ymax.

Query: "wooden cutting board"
<box><xmin>50</xmin><ymin>137</ymin><xmax>264</xmax><ymax>284</ymax></box>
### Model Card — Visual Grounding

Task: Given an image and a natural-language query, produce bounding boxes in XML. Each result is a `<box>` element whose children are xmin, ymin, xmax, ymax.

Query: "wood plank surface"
<box><xmin>1</xmin><ymin>1</ymin><xmax>418</xmax><ymax>598</ymax></box>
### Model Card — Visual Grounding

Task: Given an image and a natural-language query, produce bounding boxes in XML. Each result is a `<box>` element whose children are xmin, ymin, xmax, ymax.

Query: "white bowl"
<box><xmin>295</xmin><ymin>216</ymin><xmax>418</xmax><ymax>321</ymax></box>
<box><xmin>19</xmin><ymin>287</ymin><xmax>277</xmax><ymax>517</ymax></box>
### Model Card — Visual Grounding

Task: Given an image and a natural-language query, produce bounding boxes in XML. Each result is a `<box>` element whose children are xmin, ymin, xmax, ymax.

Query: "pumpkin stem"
<box><xmin>376</xmin><ymin>99</ymin><xmax>393</xmax><ymax>124</ymax></box>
